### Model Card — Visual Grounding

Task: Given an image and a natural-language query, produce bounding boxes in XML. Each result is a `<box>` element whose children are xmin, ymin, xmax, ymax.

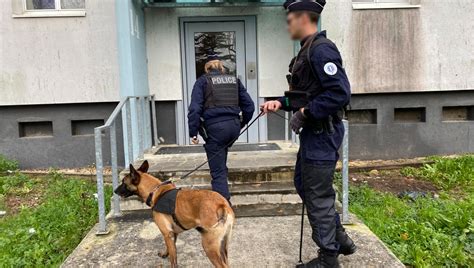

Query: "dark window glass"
<box><xmin>194</xmin><ymin>31</ymin><xmax>236</xmax><ymax>78</ymax></box>
<box><xmin>27</xmin><ymin>0</ymin><xmax>55</xmax><ymax>9</ymax></box>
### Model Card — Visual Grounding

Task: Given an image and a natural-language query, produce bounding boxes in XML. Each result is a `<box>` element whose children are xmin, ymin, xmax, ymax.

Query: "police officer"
<box><xmin>261</xmin><ymin>1</ymin><xmax>356</xmax><ymax>267</ymax></box>
<box><xmin>188</xmin><ymin>51</ymin><xmax>255</xmax><ymax>203</ymax></box>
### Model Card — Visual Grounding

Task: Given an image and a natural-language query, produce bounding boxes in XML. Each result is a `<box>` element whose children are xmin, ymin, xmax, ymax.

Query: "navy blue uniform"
<box><xmin>188</xmin><ymin>69</ymin><xmax>255</xmax><ymax>200</ymax></box>
<box><xmin>279</xmin><ymin>31</ymin><xmax>351</xmax><ymax>253</ymax></box>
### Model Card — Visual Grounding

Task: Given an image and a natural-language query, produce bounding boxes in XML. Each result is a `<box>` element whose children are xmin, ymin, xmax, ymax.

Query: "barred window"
<box><xmin>13</xmin><ymin>0</ymin><xmax>85</xmax><ymax>17</ymax></box>
<box><xmin>352</xmin><ymin>0</ymin><xmax>420</xmax><ymax>9</ymax></box>
<box><xmin>26</xmin><ymin>0</ymin><xmax>85</xmax><ymax>10</ymax></box>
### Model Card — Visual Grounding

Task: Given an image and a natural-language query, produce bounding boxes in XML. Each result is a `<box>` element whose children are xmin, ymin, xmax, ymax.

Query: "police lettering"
<box><xmin>211</xmin><ymin>76</ymin><xmax>236</xmax><ymax>85</ymax></box>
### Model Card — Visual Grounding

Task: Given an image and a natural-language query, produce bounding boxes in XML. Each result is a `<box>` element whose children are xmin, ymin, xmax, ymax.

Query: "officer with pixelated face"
<box><xmin>261</xmin><ymin>1</ymin><xmax>356</xmax><ymax>267</ymax></box>
<box><xmin>188</xmin><ymin>50</ymin><xmax>255</xmax><ymax>203</ymax></box>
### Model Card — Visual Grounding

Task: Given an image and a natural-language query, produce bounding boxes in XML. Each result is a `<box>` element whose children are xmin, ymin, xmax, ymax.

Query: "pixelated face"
<box><xmin>286</xmin><ymin>12</ymin><xmax>306</xmax><ymax>40</ymax></box>
<box><xmin>113</xmin><ymin>161</ymin><xmax>149</xmax><ymax>198</ymax></box>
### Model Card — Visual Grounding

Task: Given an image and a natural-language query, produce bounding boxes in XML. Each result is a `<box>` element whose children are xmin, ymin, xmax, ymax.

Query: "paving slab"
<box><xmin>62</xmin><ymin>211</ymin><xmax>404</xmax><ymax>268</ymax></box>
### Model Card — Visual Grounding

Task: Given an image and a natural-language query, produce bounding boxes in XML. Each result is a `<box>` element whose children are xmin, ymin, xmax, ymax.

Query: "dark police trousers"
<box><xmin>294</xmin><ymin>127</ymin><xmax>342</xmax><ymax>253</ymax></box>
<box><xmin>203</xmin><ymin>118</ymin><xmax>241</xmax><ymax>201</ymax></box>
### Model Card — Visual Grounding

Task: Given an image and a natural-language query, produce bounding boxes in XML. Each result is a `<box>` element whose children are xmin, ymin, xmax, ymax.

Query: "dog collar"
<box><xmin>145</xmin><ymin>193</ymin><xmax>154</xmax><ymax>207</ymax></box>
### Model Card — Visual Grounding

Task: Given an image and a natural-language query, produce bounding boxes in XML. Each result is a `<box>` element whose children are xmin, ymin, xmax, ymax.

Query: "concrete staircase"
<box><xmin>63</xmin><ymin>141</ymin><xmax>406</xmax><ymax>267</ymax></box>
<box><xmin>119</xmin><ymin>141</ymin><xmax>303</xmax><ymax>217</ymax></box>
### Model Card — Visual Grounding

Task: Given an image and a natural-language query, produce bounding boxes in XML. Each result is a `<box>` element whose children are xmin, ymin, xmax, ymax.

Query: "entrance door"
<box><xmin>182</xmin><ymin>18</ymin><xmax>258</xmax><ymax>144</ymax></box>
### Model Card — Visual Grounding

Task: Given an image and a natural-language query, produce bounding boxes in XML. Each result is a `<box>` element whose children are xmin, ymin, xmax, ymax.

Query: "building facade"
<box><xmin>1</xmin><ymin>0</ymin><xmax>473</xmax><ymax>168</ymax></box>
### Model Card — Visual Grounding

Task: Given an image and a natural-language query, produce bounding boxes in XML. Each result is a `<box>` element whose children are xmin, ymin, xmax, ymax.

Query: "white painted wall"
<box><xmin>0</xmin><ymin>0</ymin><xmax>119</xmax><ymax>105</ymax></box>
<box><xmin>324</xmin><ymin>0</ymin><xmax>474</xmax><ymax>93</ymax></box>
<box><xmin>145</xmin><ymin>6</ymin><xmax>293</xmax><ymax>100</ymax></box>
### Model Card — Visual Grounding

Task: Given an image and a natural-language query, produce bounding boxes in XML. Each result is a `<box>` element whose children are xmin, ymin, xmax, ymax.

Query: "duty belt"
<box><xmin>305</xmin><ymin>114</ymin><xmax>341</xmax><ymax>134</ymax></box>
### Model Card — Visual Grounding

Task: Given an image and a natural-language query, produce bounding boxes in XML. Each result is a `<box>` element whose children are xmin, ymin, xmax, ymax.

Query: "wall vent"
<box><xmin>442</xmin><ymin>106</ymin><xmax>474</xmax><ymax>122</ymax></box>
<box><xmin>394</xmin><ymin>107</ymin><xmax>426</xmax><ymax>123</ymax></box>
<box><xmin>19</xmin><ymin>121</ymin><xmax>53</xmax><ymax>138</ymax></box>
<box><xmin>347</xmin><ymin>109</ymin><xmax>377</xmax><ymax>124</ymax></box>
<box><xmin>71</xmin><ymin>120</ymin><xmax>104</xmax><ymax>136</ymax></box>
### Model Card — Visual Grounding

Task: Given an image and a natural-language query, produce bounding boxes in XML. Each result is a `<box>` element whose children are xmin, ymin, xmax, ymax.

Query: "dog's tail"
<box><xmin>218</xmin><ymin>205</ymin><xmax>234</xmax><ymax>266</ymax></box>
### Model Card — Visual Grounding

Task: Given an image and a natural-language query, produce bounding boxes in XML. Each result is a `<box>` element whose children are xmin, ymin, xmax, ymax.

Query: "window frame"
<box><xmin>352</xmin><ymin>0</ymin><xmax>420</xmax><ymax>10</ymax></box>
<box><xmin>12</xmin><ymin>0</ymin><xmax>86</xmax><ymax>18</ymax></box>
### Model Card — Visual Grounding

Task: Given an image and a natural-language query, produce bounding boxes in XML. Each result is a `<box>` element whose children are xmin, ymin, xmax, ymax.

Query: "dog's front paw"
<box><xmin>158</xmin><ymin>251</ymin><xmax>169</xmax><ymax>259</ymax></box>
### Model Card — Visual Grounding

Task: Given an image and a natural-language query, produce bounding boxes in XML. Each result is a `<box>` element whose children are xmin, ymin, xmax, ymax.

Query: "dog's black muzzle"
<box><xmin>114</xmin><ymin>183</ymin><xmax>135</xmax><ymax>198</ymax></box>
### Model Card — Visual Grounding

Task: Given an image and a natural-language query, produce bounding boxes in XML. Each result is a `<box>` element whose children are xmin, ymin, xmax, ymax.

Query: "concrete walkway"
<box><xmin>62</xmin><ymin>211</ymin><xmax>404</xmax><ymax>268</ymax></box>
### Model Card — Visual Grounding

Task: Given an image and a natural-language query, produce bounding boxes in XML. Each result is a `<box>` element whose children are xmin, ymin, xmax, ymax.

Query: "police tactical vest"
<box><xmin>289</xmin><ymin>34</ymin><xmax>337</xmax><ymax>99</ymax></box>
<box><xmin>204</xmin><ymin>74</ymin><xmax>239</xmax><ymax>109</ymax></box>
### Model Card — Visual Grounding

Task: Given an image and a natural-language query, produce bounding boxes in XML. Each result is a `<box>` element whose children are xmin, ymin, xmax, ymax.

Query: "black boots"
<box><xmin>295</xmin><ymin>229</ymin><xmax>355</xmax><ymax>268</ymax></box>
<box><xmin>296</xmin><ymin>250</ymin><xmax>340</xmax><ymax>268</ymax></box>
<box><xmin>336</xmin><ymin>226</ymin><xmax>357</xmax><ymax>256</ymax></box>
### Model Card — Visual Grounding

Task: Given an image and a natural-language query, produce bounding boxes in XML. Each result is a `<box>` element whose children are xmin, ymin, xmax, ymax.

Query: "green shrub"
<box><xmin>0</xmin><ymin>155</ymin><xmax>19</xmax><ymax>173</ymax></box>
<box><xmin>351</xmin><ymin>186</ymin><xmax>474</xmax><ymax>267</ymax></box>
<box><xmin>0</xmin><ymin>173</ymin><xmax>35</xmax><ymax>196</ymax></box>
<box><xmin>0</xmin><ymin>173</ymin><xmax>111</xmax><ymax>267</ymax></box>
<box><xmin>401</xmin><ymin>155</ymin><xmax>474</xmax><ymax>190</ymax></box>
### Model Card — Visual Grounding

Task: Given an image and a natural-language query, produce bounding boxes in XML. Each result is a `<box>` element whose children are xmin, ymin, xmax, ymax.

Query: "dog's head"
<box><xmin>114</xmin><ymin>160</ymin><xmax>149</xmax><ymax>198</ymax></box>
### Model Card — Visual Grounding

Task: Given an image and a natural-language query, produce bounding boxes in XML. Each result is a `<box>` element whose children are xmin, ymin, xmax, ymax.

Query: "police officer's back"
<box><xmin>188</xmin><ymin>51</ymin><xmax>255</xmax><ymax>202</ymax></box>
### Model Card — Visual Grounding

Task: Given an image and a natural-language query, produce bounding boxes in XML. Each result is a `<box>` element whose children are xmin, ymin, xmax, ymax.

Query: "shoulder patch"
<box><xmin>324</xmin><ymin>62</ymin><xmax>338</xmax><ymax>76</ymax></box>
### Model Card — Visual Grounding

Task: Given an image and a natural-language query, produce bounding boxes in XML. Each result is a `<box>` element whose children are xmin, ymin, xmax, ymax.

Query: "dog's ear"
<box><xmin>138</xmin><ymin>160</ymin><xmax>149</xmax><ymax>173</ymax></box>
<box><xmin>129</xmin><ymin>164</ymin><xmax>140</xmax><ymax>185</ymax></box>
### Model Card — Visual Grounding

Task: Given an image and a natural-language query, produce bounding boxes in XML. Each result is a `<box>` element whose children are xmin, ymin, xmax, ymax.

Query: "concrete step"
<box><xmin>121</xmin><ymin>142</ymin><xmax>301</xmax><ymax>217</ymax></box>
<box><xmin>118</xmin><ymin>181</ymin><xmax>303</xmax><ymax>217</ymax></box>
<box><xmin>129</xmin><ymin>141</ymin><xmax>298</xmax><ymax>184</ymax></box>
<box><xmin>148</xmin><ymin>166</ymin><xmax>295</xmax><ymax>185</ymax></box>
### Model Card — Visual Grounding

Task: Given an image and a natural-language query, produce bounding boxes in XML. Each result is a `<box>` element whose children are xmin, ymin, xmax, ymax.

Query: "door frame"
<box><xmin>178</xmin><ymin>16</ymin><xmax>259</xmax><ymax>145</ymax></box>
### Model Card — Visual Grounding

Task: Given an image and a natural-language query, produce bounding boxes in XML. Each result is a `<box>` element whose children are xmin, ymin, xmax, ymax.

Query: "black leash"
<box><xmin>161</xmin><ymin>109</ymin><xmax>306</xmax><ymax>265</ymax></box>
<box><xmin>271</xmin><ymin>107</ymin><xmax>305</xmax><ymax>266</ymax></box>
<box><xmin>166</xmin><ymin>111</ymin><xmax>265</xmax><ymax>183</ymax></box>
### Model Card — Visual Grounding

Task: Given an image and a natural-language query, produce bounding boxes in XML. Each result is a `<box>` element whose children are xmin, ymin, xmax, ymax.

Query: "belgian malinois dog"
<box><xmin>114</xmin><ymin>160</ymin><xmax>234</xmax><ymax>268</ymax></box>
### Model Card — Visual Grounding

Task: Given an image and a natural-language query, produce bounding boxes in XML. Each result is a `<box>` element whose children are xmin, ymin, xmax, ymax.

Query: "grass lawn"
<box><xmin>348</xmin><ymin>155</ymin><xmax>474</xmax><ymax>267</ymax></box>
<box><xmin>0</xmin><ymin>156</ymin><xmax>112</xmax><ymax>267</ymax></box>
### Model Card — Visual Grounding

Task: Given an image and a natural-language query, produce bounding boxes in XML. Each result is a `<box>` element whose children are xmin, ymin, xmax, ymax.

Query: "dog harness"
<box><xmin>146</xmin><ymin>188</ymin><xmax>189</xmax><ymax>230</ymax></box>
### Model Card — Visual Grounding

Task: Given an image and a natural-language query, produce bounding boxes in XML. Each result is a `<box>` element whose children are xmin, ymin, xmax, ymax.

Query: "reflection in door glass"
<box><xmin>194</xmin><ymin>31</ymin><xmax>236</xmax><ymax>78</ymax></box>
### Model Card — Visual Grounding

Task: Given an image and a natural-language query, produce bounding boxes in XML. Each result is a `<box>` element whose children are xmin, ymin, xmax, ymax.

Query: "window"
<box><xmin>71</xmin><ymin>119</ymin><xmax>104</xmax><ymax>136</ymax></box>
<box><xmin>12</xmin><ymin>0</ymin><xmax>86</xmax><ymax>18</ymax></box>
<box><xmin>347</xmin><ymin>109</ymin><xmax>377</xmax><ymax>124</ymax></box>
<box><xmin>442</xmin><ymin>106</ymin><xmax>474</xmax><ymax>122</ymax></box>
<box><xmin>18</xmin><ymin>121</ymin><xmax>53</xmax><ymax>138</ymax></box>
<box><xmin>394</xmin><ymin>108</ymin><xmax>426</xmax><ymax>123</ymax></box>
<box><xmin>352</xmin><ymin>0</ymin><xmax>420</xmax><ymax>9</ymax></box>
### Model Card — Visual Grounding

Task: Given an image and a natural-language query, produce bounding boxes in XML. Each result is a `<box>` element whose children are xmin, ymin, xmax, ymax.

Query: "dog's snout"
<box><xmin>114</xmin><ymin>183</ymin><xmax>134</xmax><ymax>198</ymax></box>
<box><xmin>114</xmin><ymin>183</ymin><xmax>126</xmax><ymax>195</ymax></box>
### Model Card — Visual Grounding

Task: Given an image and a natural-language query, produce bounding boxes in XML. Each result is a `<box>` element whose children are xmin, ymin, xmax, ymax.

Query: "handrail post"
<box><xmin>125</xmin><ymin>99</ymin><xmax>133</xmax><ymax>165</ymax></box>
<box><xmin>151</xmin><ymin>95</ymin><xmax>159</xmax><ymax>146</ymax></box>
<box><xmin>144</xmin><ymin>96</ymin><xmax>152</xmax><ymax>149</ymax></box>
<box><xmin>110</xmin><ymin>122</ymin><xmax>121</xmax><ymax>217</ymax></box>
<box><xmin>342</xmin><ymin>119</ymin><xmax>350</xmax><ymax>224</ymax></box>
<box><xmin>94</xmin><ymin>127</ymin><xmax>108</xmax><ymax>235</ymax></box>
<box><xmin>136</xmin><ymin>97</ymin><xmax>144</xmax><ymax>159</ymax></box>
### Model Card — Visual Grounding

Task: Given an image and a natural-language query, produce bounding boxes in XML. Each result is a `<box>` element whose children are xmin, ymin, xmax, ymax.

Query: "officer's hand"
<box><xmin>191</xmin><ymin>136</ymin><xmax>199</xmax><ymax>145</ymax></box>
<box><xmin>260</xmin><ymin>100</ymin><xmax>282</xmax><ymax>114</ymax></box>
<box><xmin>290</xmin><ymin>110</ymin><xmax>306</xmax><ymax>134</ymax></box>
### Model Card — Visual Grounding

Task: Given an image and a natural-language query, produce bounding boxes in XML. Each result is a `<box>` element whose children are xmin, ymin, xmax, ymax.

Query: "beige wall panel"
<box><xmin>0</xmin><ymin>0</ymin><xmax>119</xmax><ymax>105</ymax></box>
<box><xmin>324</xmin><ymin>0</ymin><xmax>473</xmax><ymax>94</ymax></box>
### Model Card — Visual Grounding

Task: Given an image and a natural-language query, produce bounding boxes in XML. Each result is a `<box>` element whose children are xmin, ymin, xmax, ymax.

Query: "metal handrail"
<box><xmin>94</xmin><ymin>95</ymin><xmax>158</xmax><ymax>235</ymax></box>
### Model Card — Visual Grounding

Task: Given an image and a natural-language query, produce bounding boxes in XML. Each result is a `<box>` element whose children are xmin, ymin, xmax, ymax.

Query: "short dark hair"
<box><xmin>293</xmin><ymin>11</ymin><xmax>320</xmax><ymax>24</ymax></box>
